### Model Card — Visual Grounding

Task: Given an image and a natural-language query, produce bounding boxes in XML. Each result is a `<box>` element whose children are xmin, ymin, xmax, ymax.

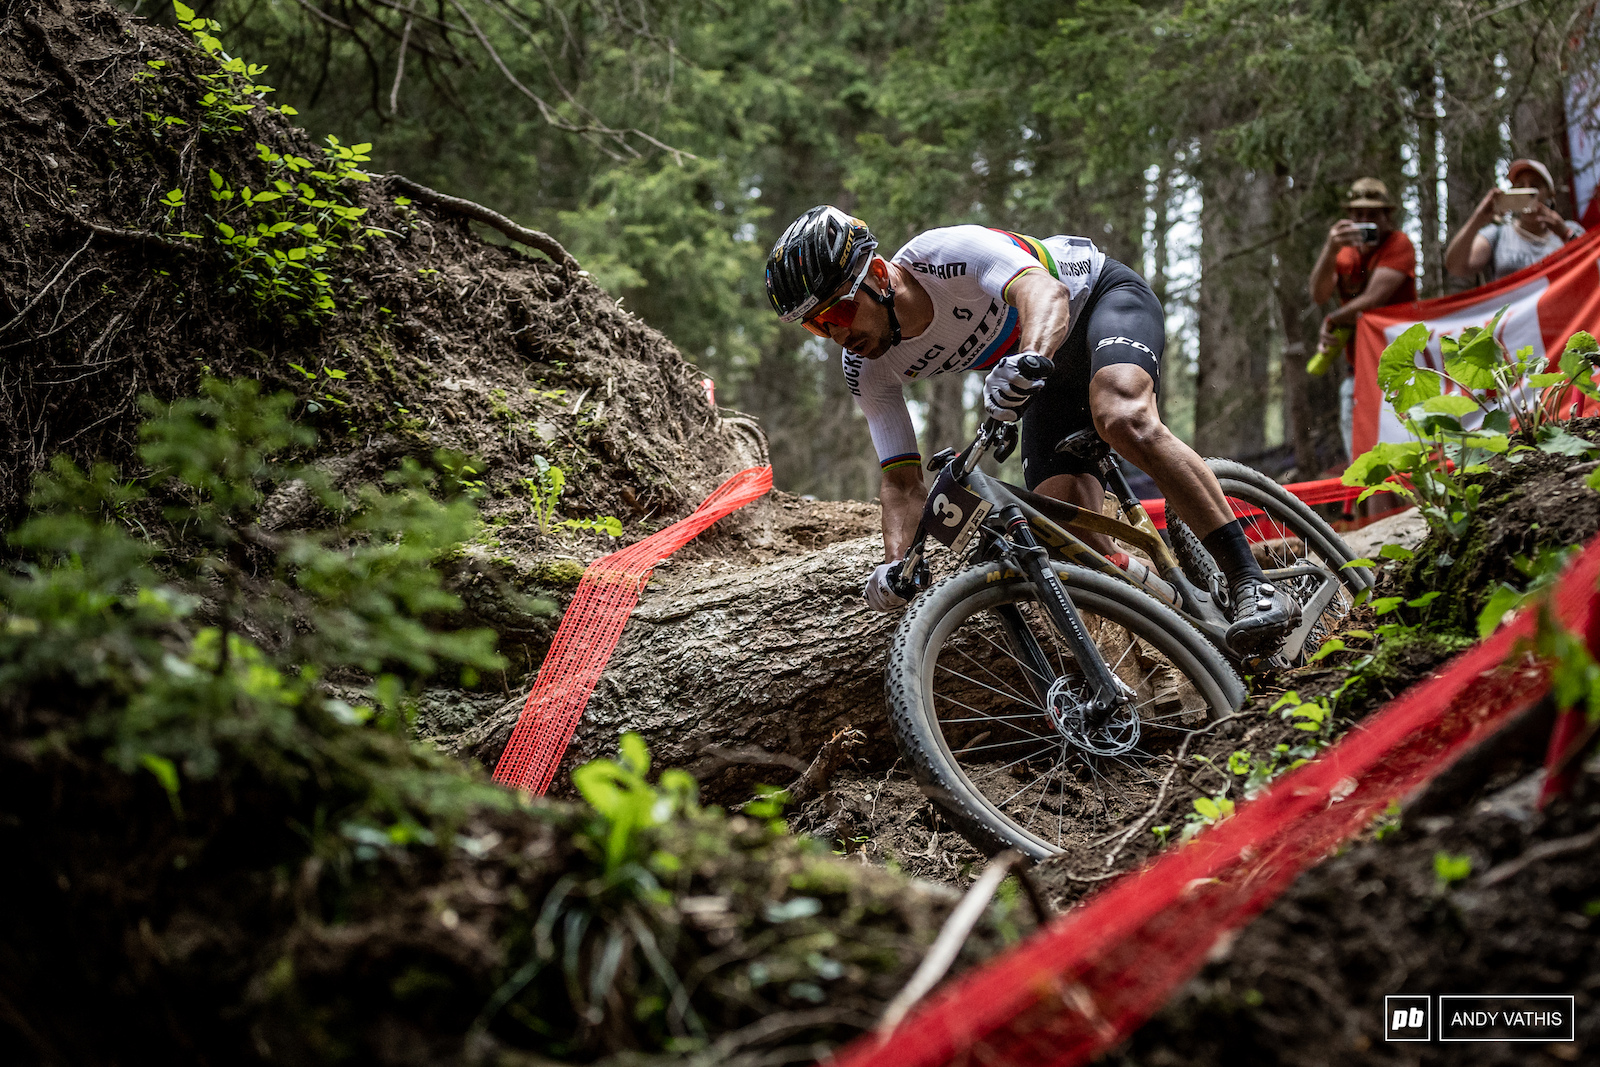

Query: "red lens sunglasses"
<box><xmin>801</xmin><ymin>258</ymin><xmax>874</xmax><ymax>337</ymax></box>
<box><xmin>802</xmin><ymin>298</ymin><xmax>860</xmax><ymax>337</ymax></box>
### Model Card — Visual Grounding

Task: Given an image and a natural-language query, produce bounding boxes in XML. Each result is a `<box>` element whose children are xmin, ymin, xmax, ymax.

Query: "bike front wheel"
<box><xmin>886</xmin><ymin>561</ymin><xmax>1245</xmax><ymax>860</ymax></box>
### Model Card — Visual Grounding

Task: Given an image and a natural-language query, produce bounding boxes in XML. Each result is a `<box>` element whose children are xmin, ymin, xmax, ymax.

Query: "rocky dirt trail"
<box><xmin>6</xmin><ymin>0</ymin><xmax>1600</xmax><ymax>1062</ymax></box>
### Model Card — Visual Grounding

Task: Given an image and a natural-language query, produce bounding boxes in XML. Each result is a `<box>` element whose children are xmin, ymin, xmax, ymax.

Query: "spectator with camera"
<box><xmin>1444</xmin><ymin>158</ymin><xmax>1584</xmax><ymax>283</ymax></box>
<box><xmin>1306</xmin><ymin>177</ymin><xmax>1418</xmax><ymax>460</ymax></box>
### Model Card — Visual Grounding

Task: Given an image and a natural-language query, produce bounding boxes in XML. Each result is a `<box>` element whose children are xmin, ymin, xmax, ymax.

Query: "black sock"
<box><xmin>1201</xmin><ymin>519</ymin><xmax>1265</xmax><ymax>590</ymax></box>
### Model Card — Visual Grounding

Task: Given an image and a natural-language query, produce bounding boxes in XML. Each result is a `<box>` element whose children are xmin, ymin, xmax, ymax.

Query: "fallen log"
<box><xmin>454</xmin><ymin>529</ymin><xmax>907</xmax><ymax>799</ymax></box>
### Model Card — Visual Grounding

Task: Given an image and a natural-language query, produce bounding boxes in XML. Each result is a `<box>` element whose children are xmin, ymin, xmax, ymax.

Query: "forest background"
<box><xmin>146</xmin><ymin>0</ymin><xmax>1600</xmax><ymax>498</ymax></box>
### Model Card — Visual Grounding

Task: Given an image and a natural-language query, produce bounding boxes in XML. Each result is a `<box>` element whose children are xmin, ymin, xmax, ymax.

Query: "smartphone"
<box><xmin>1493</xmin><ymin>188</ymin><xmax>1539</xmax><ymax>214</ymax></box>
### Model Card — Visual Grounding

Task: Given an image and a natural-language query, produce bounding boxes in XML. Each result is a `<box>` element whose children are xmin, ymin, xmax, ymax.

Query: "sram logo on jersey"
<box><xmin>910</xmin><ymin>261</ymin><xmax>968</xmax><ymax>279</ymax></box>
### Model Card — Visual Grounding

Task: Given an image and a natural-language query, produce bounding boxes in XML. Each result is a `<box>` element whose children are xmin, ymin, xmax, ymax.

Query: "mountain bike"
<box><xmin>882</xmin><ymin>380</ymin><xmax>1372</xmax><ymax>860</ymax></box>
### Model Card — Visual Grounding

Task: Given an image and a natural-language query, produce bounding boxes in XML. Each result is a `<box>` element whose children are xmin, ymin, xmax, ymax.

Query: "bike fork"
<box><xmin>998</xmin><ymin>505</ymin><xmax>1127</xmax><ymax>726</ymax></box>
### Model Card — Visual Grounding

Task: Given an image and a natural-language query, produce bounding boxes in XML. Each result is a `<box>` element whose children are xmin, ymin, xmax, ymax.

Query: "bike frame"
<box><xmin>898</xmin><ymin>420</ymin><xmax>1340</xmax><ymax>670</ymax></box>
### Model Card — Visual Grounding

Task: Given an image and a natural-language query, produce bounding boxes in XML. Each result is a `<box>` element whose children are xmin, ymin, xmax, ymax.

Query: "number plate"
<box><xmin>922</xmin><ymin>464</ymin><xmax>992</xmax><ymax>553</ymax></box>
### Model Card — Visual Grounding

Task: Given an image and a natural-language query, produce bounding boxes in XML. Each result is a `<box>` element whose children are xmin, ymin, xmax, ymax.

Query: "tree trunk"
<box><xmin>1442</xmin><ymin>69</ymin><xmax>1505</xmax><ymax>295</ymax></box>
<box><xmin>1195</xmin><ymin>165</ymin><xmax>1274</xmax><ymax>459</ymax></box>
<box><xmin>454</xmin><ymin>524</ymin><xmax>921</xmax><ymax>802</ymax></box>
<box><xmin>922</xmin><ymin>373</ymin><xmax>968</xmax><ymax>461</ymax></box>
<box><xmin>1275</xmin><ymin>171</ymin><xmax>1346</xmax><ymax>475</ymax></box>
<box><xmin>1419</xmin><ymin>100</ymin><xmax>1444</xmax><ymax>299</ymax></box>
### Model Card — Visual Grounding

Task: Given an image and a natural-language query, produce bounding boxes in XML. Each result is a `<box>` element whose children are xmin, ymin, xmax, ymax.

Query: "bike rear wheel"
<box><xmin>1168</xmin><ymin>460</ymin><xmax>1372</xmax><ymax>663</ymax></box>
<box><xmin>886</xmin><ymin>561</ymin><xmax>1245</xmax><ymax>860</ymax></box>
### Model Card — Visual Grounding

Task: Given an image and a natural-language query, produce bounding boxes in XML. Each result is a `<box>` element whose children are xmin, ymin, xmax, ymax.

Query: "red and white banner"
<box><xmin>1569</xmin><ymin>68</ymin><xmax>1600</xmax><ymax>227</ymax></box>
<box><xmin>1352</xmin><ymin>226</ymin><xmax>1600</xmax><ymax>458</ymax></box>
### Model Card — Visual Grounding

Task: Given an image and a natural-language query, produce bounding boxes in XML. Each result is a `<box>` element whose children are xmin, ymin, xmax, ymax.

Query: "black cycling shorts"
<box><xmin>1019</xmin><ymin>257</ymin><xmax>1164</xmax><ymax>488</ymax></box>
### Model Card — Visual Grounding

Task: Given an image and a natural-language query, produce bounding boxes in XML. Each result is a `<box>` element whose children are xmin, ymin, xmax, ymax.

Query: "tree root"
<box><xmin>385</xmin><ymin>175</ymin><xmax>580</xmax><ymax>271</ymax></box>
<box><xmin>71</xmin><ymin>218</ymin><xmax>199</xmax><ymax>254</ymax></box>
<box><xmin>788</xmin><ymin>726</ymin><xmax>867</xmax><ymax>804</ymax></box>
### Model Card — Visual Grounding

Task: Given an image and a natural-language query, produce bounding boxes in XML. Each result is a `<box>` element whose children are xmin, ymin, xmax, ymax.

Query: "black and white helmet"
<box><xmin>765</xmin><ymin>206</ymin><xmax>877</xmax><ymax>323</ymax></box>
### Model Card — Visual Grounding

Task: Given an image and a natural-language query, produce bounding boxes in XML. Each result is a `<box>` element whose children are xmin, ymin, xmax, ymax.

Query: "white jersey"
<box><xmin>844</xmin><ymin>225</ymin><xmax>1104</xmax><ymax>471</ymax></box>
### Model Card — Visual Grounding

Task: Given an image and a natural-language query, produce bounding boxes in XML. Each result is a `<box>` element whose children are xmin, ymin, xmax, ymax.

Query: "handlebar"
<box><xmin>1016</xmin><ymin>352</ymin><xmax>1054</xmax><ymax>380</ymax></box>
<box><xmin>888</xmin><ymin>352</ymin><xmax>1055</xmax><ymax>597</ymax></box>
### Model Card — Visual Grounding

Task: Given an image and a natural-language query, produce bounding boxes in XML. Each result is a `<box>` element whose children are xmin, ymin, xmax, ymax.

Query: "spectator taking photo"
<box><xmin>1444</xmin><ymin>158</ymin><xmax>1585</xmax><ymax>283</ymax></box>
<box><xmin>1306</xmin><ymin>177</ymin><xmax>1418</xmax><ymax>460</ymax></box>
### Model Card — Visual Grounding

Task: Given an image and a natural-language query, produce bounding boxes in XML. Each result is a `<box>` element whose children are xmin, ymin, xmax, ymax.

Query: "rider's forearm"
<box><xmin>880</xmin><ymin>475</ymin><xmax>928</xmax><ymax>560</ymax></box>
<box><xmin>1008</xmin><ymin>272</ymin><xmax>1072</xmax><ymax>356</ymax></box>
<box><xmin>1018</xmin><ymin>297</ymin><xmax>1071</xmax><ymax>356</ymax></box>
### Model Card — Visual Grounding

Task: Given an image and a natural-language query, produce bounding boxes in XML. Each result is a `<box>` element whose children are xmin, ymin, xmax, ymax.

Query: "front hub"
<box><xmin>1046</xmin><ymin>672</ymin><xmax>1141</xmax><ymax>757</ymax></box>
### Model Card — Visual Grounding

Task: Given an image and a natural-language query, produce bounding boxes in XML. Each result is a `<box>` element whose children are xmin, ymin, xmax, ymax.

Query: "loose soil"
<box><xmin>7</xmin><ymin>0</ymin><xmax>1600</xmax><ymax>1062</ymax></box>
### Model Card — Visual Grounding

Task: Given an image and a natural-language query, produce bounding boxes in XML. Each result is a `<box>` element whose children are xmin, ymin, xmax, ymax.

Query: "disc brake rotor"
<box><xmin>1045</xmin><ymin>672</ymin><xmax>1141</xmax><ymax>757</ymax></box>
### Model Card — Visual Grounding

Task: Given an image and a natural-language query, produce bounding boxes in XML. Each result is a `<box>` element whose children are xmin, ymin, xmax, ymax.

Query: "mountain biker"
<box><xmin>764</xmin><ymin>206</ymin><xmax>1301</xmax><ymax>653</ymax></box>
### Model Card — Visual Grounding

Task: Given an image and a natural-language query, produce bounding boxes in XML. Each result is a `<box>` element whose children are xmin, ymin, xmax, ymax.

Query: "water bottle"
<box><xmin>1307</xmin><ymin>325</ymin><xmax>1353</xmax><ymax>377</ymax></box>
<box><xmin>1108</xmin><ymin>551</ymin><xmax>1180</xmax><ymax>608</ymax></box>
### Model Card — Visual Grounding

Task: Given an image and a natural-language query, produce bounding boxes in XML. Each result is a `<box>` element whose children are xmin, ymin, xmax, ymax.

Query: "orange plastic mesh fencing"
<box><xmin>829</xmin><ymin>532</ymin><xmax>1600</xmax><ymax>1067</ymax></box>
<box><xmin>492</xmin><ymin>467</ymin><xmax>773</xmax><ymax>795</ymax></box>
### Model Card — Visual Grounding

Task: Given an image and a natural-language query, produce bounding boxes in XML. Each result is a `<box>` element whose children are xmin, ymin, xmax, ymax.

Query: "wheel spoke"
<box><xmin>934</xmin><ymin>661</ymin><xmax>1046</xmax><ymax>713</ymax></box>
<box><xmin>949</xmin><ymin>641</ymin><xmax>1039</xmax><ymax>706</ymax></box>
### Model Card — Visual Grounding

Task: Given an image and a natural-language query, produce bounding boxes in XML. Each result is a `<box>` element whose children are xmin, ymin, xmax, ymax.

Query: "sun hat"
<box><xmin>1507</xmin><ymin>158</ymin><xmax>1556</xmax><ymax>193</ymax></box>
<box><xmin>1344</xmin><ymin>177</ymin><xmax>1395</xmax><ymax>209</ymax></box>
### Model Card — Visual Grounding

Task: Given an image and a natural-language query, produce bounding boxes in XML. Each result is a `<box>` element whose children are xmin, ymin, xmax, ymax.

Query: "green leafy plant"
<box><xmin>524</xmin><ymin>455</ymin><xmax>622</xmax><ymax>537</ymax></box>
<box><xmin>1343</xmin><ymin>319</ymin><xmax>1600</xmax><ymax>539</ymax></box>
<box><xmin>508</xmin><ymin>733</ymin><xmax>709</xmax><ymax>1046</ymax></box>
<box><xmin>1476</xmin><ymin>544</ymin><xmax>1581</xmax><ymax>638</ymax></box>
<box><xmin>0</xmin><ymin>377</ymin><xmax>510</xmax><ymax>839</ymax></box>
<box><xmin>129</xmin><ymin>2</ymin><xmax>388</xmax><ymax>323</ymax></box>
<box><xmin>1433</xmin><ymin>851</ymin><xmax>1472</xmax><ymax>887</ymax></box>
<box><xmin>571</xmin><ymin>732</ymin><xmax>699</xmax><ymax>879</ymax></box>
<box><xmin>1180</xmin><ymin>790</ymin><xmax>1235</xmax><ymax>842</ymax></box>
<box><xmin>1526</xmin><ymin>600</ymin><xmax>1600</xmax><ymax>726</ymax></box>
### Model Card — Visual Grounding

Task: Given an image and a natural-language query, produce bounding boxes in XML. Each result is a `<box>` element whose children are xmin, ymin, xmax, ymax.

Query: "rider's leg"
<box><xmin>1087</xmin><ymin>364</ymin><xmax>1231</xmax><ymax>534</ymax></box>
<box><xmin>1080</xmin><ymin>270</ymin><xmax>1299</xmax><ymax>651</ymax></box>
<box><xmin>1032</xmin><ymin>471</ymin><xmax>1116</xmax><ymax>554</ymax></box>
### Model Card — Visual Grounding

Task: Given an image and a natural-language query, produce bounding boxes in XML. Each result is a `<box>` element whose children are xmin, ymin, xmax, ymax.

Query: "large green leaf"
<box><xmin>1443</xmin><ymin>307</ymin><xmax>1509</xmax><ymax>390</ymax></box>
<box><xmin>1377</xmin><ymin>324</ymin><xmax>1440</xmax><ymax>411</ymax></box>
<box><xmin>1559</xmin><ymin>331</ymin><xmax>1600</xmax><ymax>400</ymax></box>
<box><xmin>1342</xmin><ymin>440</ymin><xmax>1423</xmax><ymax>487</ymax></box>
<box><xmin>1418</xmin><ymin>395</ymin><xmax>1479</xmax><ymax>418</ymax></box>
<box><xmin>1535</xmin><ymin>425</ymin><xmax>1599</xmax><ymax>457</ymax></box>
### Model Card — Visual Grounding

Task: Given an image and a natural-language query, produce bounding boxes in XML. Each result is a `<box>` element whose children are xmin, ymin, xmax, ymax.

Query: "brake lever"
<box><xmin>888</xmin><ymin>556</ymin><xmax>930</xmax><ymax>599</ymax></box>
<box><xmin>892</xmin><ymin>530</ymin><xmax>931</xmax><ymax>599</ymax></box>
<box><xmin>992</xmin><ymin>422</ymin><xmax>1019</xmax><ymax>463</ymax></box>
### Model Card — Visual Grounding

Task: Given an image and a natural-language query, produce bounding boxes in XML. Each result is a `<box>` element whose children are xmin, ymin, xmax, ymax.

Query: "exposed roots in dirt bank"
<box><xmin>0</xmin><ymin>0</ymin><xmax>764</xmax><ymax>680</ymax></box>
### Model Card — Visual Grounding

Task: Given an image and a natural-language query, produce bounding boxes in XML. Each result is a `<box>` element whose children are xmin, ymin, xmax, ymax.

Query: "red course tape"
<box><xmin>492</xmin><ymin>467</ymin><xmax>773</xmax><ymax>795</ymax></box>
<box><xmin>1139</xmin><ymin>475</ymin><xmax>1364</xmax><ymax>531</ymax></box>
<box><xmin>829</xmin><ymin>531</ymin><xmax>1600</xmax><ymax>1067</ymax></box>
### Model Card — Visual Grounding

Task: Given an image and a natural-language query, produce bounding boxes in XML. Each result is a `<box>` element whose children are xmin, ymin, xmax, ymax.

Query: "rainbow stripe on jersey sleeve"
<box><xmin>991</xmin><ymin>228</ymin><xmax>1061</xmax><ymax>301</ymax></box>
